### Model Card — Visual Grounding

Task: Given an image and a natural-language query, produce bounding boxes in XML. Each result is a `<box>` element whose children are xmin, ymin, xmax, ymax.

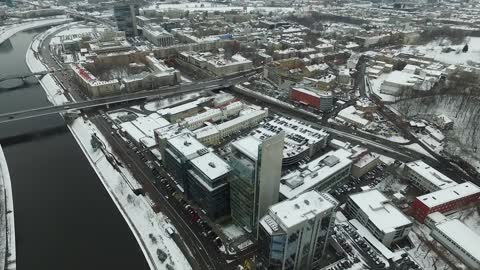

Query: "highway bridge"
<box><xmin>0</xmin><ymin>68</ymin><xmax>69</xmax><ymax>83</ymax></box>
<box><xmin>0</xmin><ymin>71</ymin><xmax>255</xmax><ymax>124</ymax></box>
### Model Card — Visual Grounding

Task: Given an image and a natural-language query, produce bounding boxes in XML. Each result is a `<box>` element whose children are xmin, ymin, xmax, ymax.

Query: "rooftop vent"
<box><xmin>208</xmin><ymin>162</ymin><xmax>216</xmax><ymax>168</ymax></box>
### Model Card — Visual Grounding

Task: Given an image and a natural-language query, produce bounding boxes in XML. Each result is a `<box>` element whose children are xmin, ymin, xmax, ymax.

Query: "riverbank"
<box><xmin>0</xmin><ymin>145</ymin><xmax>16</xmax><ymax>270</ymax></box>
<box><xmin>0</xmin><ymin>16</ymin><xmax>72</xmax><ymax>45</ymax></box>
<box><xmin>25</xmin><ymin>23</ymin><xmax>191</xmax><ymax>270</ymax></box>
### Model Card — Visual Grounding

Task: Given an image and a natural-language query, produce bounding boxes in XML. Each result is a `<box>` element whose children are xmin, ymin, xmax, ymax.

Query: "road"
<box><xmin>92</xmin><ymin>115</ymin><xmax>257</xmax><ymax>270</ymax></box>
<box><xmin>93</xmin><ymin>116</ymin><xmax>222</xmax><ymax>270</ymax></box>
<box><xmin>229</xmin><ymin>88</ymin><xmax>476</xmax><ymax>185</ymax></box>
<box><xmin>0</xmin><ymin>71</ymin><xmax>255</xmax><ymax>124</ymax></box>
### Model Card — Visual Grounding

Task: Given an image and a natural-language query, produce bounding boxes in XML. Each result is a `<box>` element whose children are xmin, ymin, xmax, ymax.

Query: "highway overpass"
<box><xmin>0</xmin><ymin>71</ymin><xmax>254</xmax><ymax>124</ymax></box>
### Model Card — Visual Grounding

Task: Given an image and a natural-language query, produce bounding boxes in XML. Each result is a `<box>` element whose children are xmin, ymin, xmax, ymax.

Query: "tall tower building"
<box><xmin>258</xmin><ymin>191</ymin><xmax>338</xmax><ymax>270</ymax></box>
<box><xmin>229</xmin><ymin>131</ymin><xmax>285</xmax><ymax>236</ymax></box>
<box><xmin>113</xmin><ymin>1</ymin><xmax>139</xmax><ymax>36</ymax></box>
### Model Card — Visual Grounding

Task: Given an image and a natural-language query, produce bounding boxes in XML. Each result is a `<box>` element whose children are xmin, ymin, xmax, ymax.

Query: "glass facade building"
<box><xmin>229</xmin><ymin>132</ymin><xmax>285</xmax><ymax>235</ymax></box>
<box><xmin>258</xmin><ymin>191</ymin><xmax>338</xmax><ymax>270</ymax></box>
<box><xmin>113</xmin><ymin>2</ymin><xmax>139</xmax><ymax>36</ymax></box>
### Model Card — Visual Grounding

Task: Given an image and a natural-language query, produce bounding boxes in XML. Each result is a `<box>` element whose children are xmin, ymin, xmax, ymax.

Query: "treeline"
<box><xmin>417</xmin><ymin>26</ymin><xmax>469</xmax><ymax>45</ymax></box>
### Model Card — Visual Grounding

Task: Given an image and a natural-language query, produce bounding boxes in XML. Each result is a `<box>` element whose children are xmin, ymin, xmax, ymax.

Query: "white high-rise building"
<box><xmin>258</xmin><ymin>191</ymin><xmax>338</xmax><ymax>270</ymax></box>
<box><xmin>229</xmin><ymin>132</ymin><xmax>285</xmax><ymax>236</ymax></box>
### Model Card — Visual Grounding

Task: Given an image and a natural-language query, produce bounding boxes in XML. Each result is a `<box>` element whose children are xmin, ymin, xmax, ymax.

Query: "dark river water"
<box><xmin>0</xmin><ymin>29</ymin><xmax>149</xmax><ymax>270</ymax></box>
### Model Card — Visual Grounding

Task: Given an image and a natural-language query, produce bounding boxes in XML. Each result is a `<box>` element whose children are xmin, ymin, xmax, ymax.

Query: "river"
<box><xmin>0</xmin><ymin>29</ymin><xmax>149</xmax><ymax>270</ymax></box>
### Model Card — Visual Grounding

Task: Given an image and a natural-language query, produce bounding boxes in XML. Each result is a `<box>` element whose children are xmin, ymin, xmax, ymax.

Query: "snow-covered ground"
<box><xmin>408</xmin><ymin>224</ymin><xmax>467</xmax><ymax>270</ymax></box>
<box><xmin>145</xmin><ymin>2</ymin><xmax>295</xmax><ymax>14</ymax></box>
<box><xmin>144</xmin><ymin>93</ymin><xmax>201</xmax><ymax>112</ymax></box>
<box><xmin>69</xmin><ymin>119</ymin><xmax>191</xmax><ymax>270</ymax></box>
<box><xmin>374</xmin><ymin>175</ymin><xmax>407</xmax><ymax>194</ymax></box>
<box><xmin>26</xmin><ymin>26</ymin><xmax>192</xmax><ymax>270</ymax></box>
<box><xmin>0</xmin><ymin>16</ymin><xmax>72</xmax><ymax>45</ymax></box>
<box><xmin>0</xmin><ymin>145</ymin><xmax>16</xmax><ymax>270</ymax></box>
<box><xmin>393</xmin><ymin>96</ymin><xmax>480</xmax><ymax>174</ymax></box>
<box><xmin>399</xmin><ymin>37</ymin><xmax>480</xmax><ymax>66</ymax></box>
<box><xmin>403</xmin><ymin>143</ymin><xmax>436</xmax><ymax>160</ymax></box>
<box><xmin>448</xmin><ymin>207</ymin><xmax>480</xmax><ymax>235</ymax></box>
<box><xmin>220</xmin><ymin>223</ymin><xmax>245</xmax><ymax>241</ymax></box>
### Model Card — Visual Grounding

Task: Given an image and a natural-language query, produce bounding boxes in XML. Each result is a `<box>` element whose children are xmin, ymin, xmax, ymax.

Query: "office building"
<box><xmin>279</xmin><ymin>148</ymin><xmax>352</xmax><ymax>200</ymax></box>
<box><xmin>229</xmin><ymin>132</ymin><xmax>285</xmax><ymax>235</ymax></box>
<box><xmin>411</xmin><ymin>182</ymin><xmax>480</xmax><ymax>223</ymax></box>
<box><xmin>143</xmin><ymin>24</ymin><xmax>175</xmax><ymax>47</ymax></box>
<box><xmin>163</xmin><ymin>133</ymin><xmax>208</xmax><ymax>191</ymax></box>
<box><xmin>405</xmin><ymin>160</ymin><xmax>457</xmax><ymax>192</ymax></box>
<box><xmin>251</xmin><ymin>116</ymin><xmax>329</xmax><ymax>166</ymax></box>
<box><xmin>113</xmin><ymin>2</ymin><xmax>139</xmax><ymax>36</ymax></box>
<box><xmin>186</xmin><ymin>152</ymin><xmax>231</xmax><ymax>219</ymax></box>
<box><xmin>345</xmin><ymin>190</ymin><xmax>412</xmax><ymax>247</ymax></box>
<box><xmin>258</xmin><ymin>191</ymin><xmax>338</xmax><ymax>270</ymax></box>
<box><xmin>430</xmin><ymin>217</ymin><xmax>480</xmax><ymax>269</ymax></box>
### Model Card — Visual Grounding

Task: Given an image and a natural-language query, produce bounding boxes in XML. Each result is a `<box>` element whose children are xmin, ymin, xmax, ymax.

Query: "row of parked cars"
<box><xmin>342</xmin><ymin>224</ymin><xmax>386</xmax><ymax>269</ymax></box>
<box><xmin>181</xmin><ymin>201</ymin><xmax>223</xmax><ymax>249</ymax></box>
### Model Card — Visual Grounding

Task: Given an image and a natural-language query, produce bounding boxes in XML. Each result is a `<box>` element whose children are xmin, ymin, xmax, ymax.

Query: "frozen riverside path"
<box><xmin>0</xmin><ymin>17</ymin><xmax>72</xmax><ymax>45</ymax></box>
<box><xmin>0</xmin><ymin>145</ymin><xmax>16</xmax><ymax>270</ymax></box>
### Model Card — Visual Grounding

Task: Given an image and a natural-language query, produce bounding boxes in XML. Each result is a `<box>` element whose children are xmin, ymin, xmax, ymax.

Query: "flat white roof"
<box><xmin>120</xmin><ymin>122</ymin><xmax>145</xmax><ymax>144</ymax></box>
<box><xmin>267</xmin><ymin>191</ymin><xmax>337</xmax><ymax>230</ymax></box>
<box><xmin>231</xmin><ymin>136</ymin><xmax>261</xmax><ymax>161</ymax></box>
<box><xmin>349</xmin><ymin>190</ymin><xmax>412</xmax><ymax>233</ymax></box>
<box><xmin>158</xmin><ymin>101</ymin><xmax>198</xmax><ymax>116</ymax></box>
<box><xmin>406</xmin><ymin>160</ymin><xmax>456</xmax><ymax>190</ymax></box>
<box><xmin>280</xmin><ymin>149</ymin><xmax>353</xmax><ymax>199</ymax></box>
<box><xmin>337</xmin><ymin>106</ymin><xmax>370</xmax><ymax>126</ymax></box>
<box><xmin>252</xmin><ymin>116</ymin><xmax>329</xmax><ymax>161</ymax></box>
<box><xmin>416</xmin><ymin>181</ymin><xmax>480</xmax><ymax>208</ymax></box>
<box><xmin>167</xmin><ymin>133</ymin><xmax>206</xmax><ymax>159</ymax></box>
<box><xmin>190</xmin><ymin>152</ymin><xmax>230</xmax><ymax>181</ymax></box>
<box><xmin>434</xmin><ymin>219</ymin><xmax>480</xmax><ymax>263</ymax></box>
<box><xmin>217</xmin><ymin>109</ymin><xmax>266</xmax><ymax>130</ymax></box>
<box><xmin>354</xmin><ymin>153</ymin><xmax>380</xmax><ymax>169</ymax></box>
<box><xmin>132</xmin><ymin>114</ymin><xmax>170</xmax><ymax>136</ymax></box>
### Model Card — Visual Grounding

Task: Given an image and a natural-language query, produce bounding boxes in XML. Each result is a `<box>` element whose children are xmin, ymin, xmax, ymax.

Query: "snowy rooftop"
<box><xmin>354</xmin><ymin>153</ymin><xmax>380</xmax><ymax>169</ymax></box>
<box><xmin>183</xmin><ymin>108</ymin><xmax>221</xmax><ymax>126</ymax></box>
<box><xmin>406</xmin><ymin>160</ymin><xmax>456</xmax><ymax>190</ymax></box>
<box><xmin>167</xmin><ymin>133</ymin><xmax>207</xmax><ymax>159</ymax></box>
<box><xmin>251</xmin><ymin>116</ymin><xmax>329</xmax><ymax>162</ymax></box>
<box><xmin>349</xmin><ymin>190</ymin><xmax>412</xmax><ymax>233</ymax></box>
<box><xmin>434</xmin><ymin>218</ymin><xmax>480</xmax><ymax>263</ymax></box>
<box><xmin>263</xmin><ymin>191</ymin><xmax>337</xmax><ymax>231</ymax></box>
<box><xmin>120</xmin><ymin>122</ymin><xmax>146</xmax><ymax>144</ymax></box>
<box><xmin>216</xmin><ymin>109</ymin><xmax>266</xmax><ymax>131</ymax></box>
<box><xmin>132</xmin><ymin>114</ymin><xmax>170</xmax><ymax>136</ymax></box>
<box><xmin>231</xmin><ymin>136</ymin><xmax>261</xmax><ymax>161</ymax></box>
<box><xmin>416</xmin><ymin>181</ymin><xmax>480</xmax><ymax>208</ymax></box>
<box><xmin>190</xmin><ymin>152</ymin><xmax>230</xmax><ymax>181</ymax></box>
<box><xmin>280</xmin><ymin>149</ymin><xmax>353</xmax><ymax>199</ymax></box>
<box><xmin>337</xmin><ymin>106</ymin><xmax>370</xmax><ymax>126</ymax></box>
<box><xmin>158</xmin><ymin>101</ymin><xmax>198</xmax><ymax>116</ymax></box>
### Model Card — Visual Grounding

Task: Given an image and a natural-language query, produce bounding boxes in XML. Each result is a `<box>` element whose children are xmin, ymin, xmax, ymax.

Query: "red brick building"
<box><xmin>290</xmin><ymin>87</ymin><xmax>333</xmax><ymax>111</ymax></box>
<box><xmin>411</xmin><ymin>182</ymin><xmax>480</xmax><ymax>223</ymax></box>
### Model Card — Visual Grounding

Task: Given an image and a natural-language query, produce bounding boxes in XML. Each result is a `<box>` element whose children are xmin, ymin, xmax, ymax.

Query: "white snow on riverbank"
<box><xmin>0</xmin><ymin>145</ymin><xmax>16</xmax><ymax>270</ymax></box>
<box><xmin>26</xmin><ymin>23</ymin><xmax>191</xmax><ymax>270</ymax></box>
<box><xmin>69</xmin><ymin>119</ymin><xmax>191</xmax><ymax>270</ymax></box>
<box><xmin>0</xmin><ymin>16</ymin><xmax>72</xmax><ymax>45</ymax></box>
